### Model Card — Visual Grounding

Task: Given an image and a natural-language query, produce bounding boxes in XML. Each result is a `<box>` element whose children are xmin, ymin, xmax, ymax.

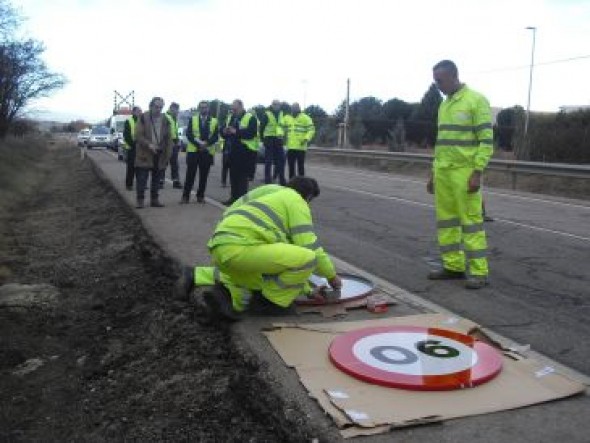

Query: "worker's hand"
<box><xmin>426</xmin><ymin>175</ymin><xmax>434</xmax><ymax>194</ymax></box>
<box><xmin>226</xmin><ymin>127</ymin><xmax>237</xmax><ymax>135</ymax></box>
<box><xmin>309</xmin><ymin>286</ymin><xmax>328</xmax><ymax>302</ymax></box>
<box><xmin>468</xmin><ymin>171</ymin><xmax>482</xmax><ymax>193</ymax></box>
<box><xmin>328</xmin><ymin>275</ymin><xmax>343</xmax><ymax>290</ymax></box>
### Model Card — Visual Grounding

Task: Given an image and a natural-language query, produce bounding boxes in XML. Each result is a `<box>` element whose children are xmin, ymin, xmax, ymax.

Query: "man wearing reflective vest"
<box><xmin>174</xmin><ymin>176</ymin><xmax>342</xmax><ymax>320</ymax></box>
<box><xmin>259</xmin><ymin>100</ymin><xmax>286</xmax><ymax>185</ymax></box>
<box><xmin>427</xmin><ymin>60</ymin><xmax>493</xmax><ymax>289</ymax></box>
<box><xmin>181</xmin><ymin>101</ymin><xmax>219</xmax><ymax>204</ymax></box>
<box><xmin>163</xmin><ymin>102</ymin><xmax>182</xmax><ymax>189</ymax></box>
<box><xmin>122</xmin><ymin>106</ymin><xmax>142</xmax><ymax>190</ymax></box>
<box><xmin>285</xmin><ymin>102</ymin><xmax>315</xmax><ymax>178</ymax></box>
<box><xmin>220</xmin><ymin>99</ymin><xmax>258</xmax><ymax>205</ymax></box>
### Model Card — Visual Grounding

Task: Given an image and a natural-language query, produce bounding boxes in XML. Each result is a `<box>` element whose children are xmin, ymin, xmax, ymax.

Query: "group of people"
<box><xmin>121</xmin><ymin>98</ymin><xmax>315</xmax><ymax>209</ymax></box>
<box><xmin>121</xmin><ymin>58</ymin><xmax>493</xmax><ymax>321</ymax></box>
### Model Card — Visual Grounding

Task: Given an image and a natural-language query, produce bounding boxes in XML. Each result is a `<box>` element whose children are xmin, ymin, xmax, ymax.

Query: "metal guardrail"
<box><xmin>309</xmin><ymin>147</ymin><xmax>590</xmax><ymax>179</ymax></box>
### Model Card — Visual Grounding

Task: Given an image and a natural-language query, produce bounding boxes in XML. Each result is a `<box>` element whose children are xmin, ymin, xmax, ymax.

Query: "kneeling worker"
<box><xmin>175</xmin><ymin>177</ymin><xmax>342</xmax><ymax>320</ymax></box>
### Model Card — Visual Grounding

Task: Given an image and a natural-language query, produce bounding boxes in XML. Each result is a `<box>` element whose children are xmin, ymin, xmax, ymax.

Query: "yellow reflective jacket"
<box><xmin>284</xmin><ymin>112</ymin><xmax>315</xmax><ymax>150</ymax></box>
<box><xmin>262</xmin><ymin>110</ymin><xmax>285</xmax><ymax>138</ymax></box>
<box><xmin>165</xmin><ymin>112</ymin><xmax>179</xmax><ymax>142</ymax></box>
<box><xmin>208</xmin><ymin>186</ymin><xmax>336</xmax><ymax>279</ymax></box>
<box><xmin>187</xmin><ymin>114</ymin><xmax>219</xmax><ymax>154</ymax></box>
<box><xmin>434</xmin><ymin>85</ymin><xmax>493</xmax><ymax>171</ymax></box>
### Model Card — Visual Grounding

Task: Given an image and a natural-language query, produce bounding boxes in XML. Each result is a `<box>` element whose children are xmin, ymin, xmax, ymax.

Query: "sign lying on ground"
<box><xmin>264</xmin><ymin>314</ymin><xmax>585</xmax><ymax>438</ymax></box>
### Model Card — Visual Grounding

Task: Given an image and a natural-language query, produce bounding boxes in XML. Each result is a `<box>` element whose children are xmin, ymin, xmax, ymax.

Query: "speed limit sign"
<box><xmin>329</xmin><ymin>325</ymin><xmax>503</xmax><ymax>390</ymax></box>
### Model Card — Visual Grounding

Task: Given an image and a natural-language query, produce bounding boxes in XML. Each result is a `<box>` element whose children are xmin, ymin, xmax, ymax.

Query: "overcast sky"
<box><xmin>15</xmin><ymin>0</ymin><xmax>590</xmax><ymax>122</ymax></box>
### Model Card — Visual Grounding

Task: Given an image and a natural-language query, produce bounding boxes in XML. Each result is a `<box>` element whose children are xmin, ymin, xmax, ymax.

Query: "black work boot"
<box><xmin>248</xmin><ymin>291</ymin><xmax>294</xmax><ymax>316</ymax></box>
<box><xmin>465</xmin><ymin>276</ymin><xmax>489</xmax><ymax>290</ymax></box>
<box><xmin>136</xmin><ymin>198</ymin><xmax>145</xmax><ymax>209</ymax></box>
<box><xmin>150</xmin><ymin>198</ymin><xmax>165</xmax><ymax>208</ymax></box>
<box><xmin>428</xmin><ymin>268</ymin><xmax>466</xmax><ymax>280</ymax></box>
<box><xmin>173</xmin><ymin>180</ymin><xmax>183</xmax><ymax>189</ymax></box>
<box><xmin>203</xmin><ymin>283</ymin><xmax>241</xmax><ymax>322</ymax></box>
<box><xmin>173</xmin><ymin>266</ymin><xmax>195</xmax><ymax>300</ymax></box>
<box><xmin>180</xmin><ymin>195</ymin><xmax>189</xmax><ymax>204</ymax></box>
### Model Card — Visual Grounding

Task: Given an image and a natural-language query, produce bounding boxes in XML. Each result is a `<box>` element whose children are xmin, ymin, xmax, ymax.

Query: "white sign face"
<box><xmin>352</xmin><ymin>331</ymin><xmax>479</xmax><ymax>376</ymax></box>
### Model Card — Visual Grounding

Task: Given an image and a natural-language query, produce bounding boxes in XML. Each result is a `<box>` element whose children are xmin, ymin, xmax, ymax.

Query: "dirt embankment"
<box><xmin>0</xmin><ymin>139</ymin><xmax>315</xmax><ymax>442</ymax></box>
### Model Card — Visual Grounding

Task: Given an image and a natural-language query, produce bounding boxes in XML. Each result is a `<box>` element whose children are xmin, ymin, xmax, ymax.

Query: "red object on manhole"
<box><xmin>329</xmin><ymin>325</ymin><xmax>503</xmax><ymax>391</ymax></box>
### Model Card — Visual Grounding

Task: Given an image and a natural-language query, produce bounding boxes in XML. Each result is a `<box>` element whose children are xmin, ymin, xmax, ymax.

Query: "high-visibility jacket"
<box><xmin>165</xmin><ymin>112</ymin><xmax>179</xmax><ymax>142</ymax></box>
<box><xmin>187</xmin><ymin>114</ymin><xmax>219</xmax><ymax>154</ymax></box>
<box><xmin>262</xmin><ymin>110</ymin><xmax>285</xmax><ymax>138</ymax></box>
<box><xmin>123</xmin><ymin>116</ymin><xmax>136</xmax><ymax>149</ymax></box>
<box><xmin>207</xmin><ymin>186</ymin><xmax>336</xmax><ymax>279</ymax></box>
<box><xmin>285</xmin><ymin>112</ymin><xmax>315</xmax><ymax>150</ymax></box>
<box><xmin>434</xmin><ymin>85</ymin><xmax>493</xmax><ymax>171</ymax></box>
<box><xmin>225</xmin><ymin>112</ymin><xmax>259</xmax><ymax>151</ymax></box>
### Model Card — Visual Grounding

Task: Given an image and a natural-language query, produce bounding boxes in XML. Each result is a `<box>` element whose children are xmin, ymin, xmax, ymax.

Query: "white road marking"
<box><xmin>327</xmin><ymin>184</ymin><xmax>590</xmax><ymax>242</ymax></box>
<box><xmin>310</xmin><ymin>164</ymin><xmax>590</xmax><ymax>210</ymax></box>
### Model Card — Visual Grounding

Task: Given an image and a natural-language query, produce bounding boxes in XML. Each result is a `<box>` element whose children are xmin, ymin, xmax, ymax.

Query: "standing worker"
<box><xmin>163</xmin><ymin>102</ymin><xmax>182</xmax><ymax>189</ymax></box>
<box><xmin>181</xmin><ymin>101</ymin><xmax>219</xmax><ymax>204</ymax></box>
<box><xmin>259</xmin><ymin>100</ymin><xmax>286</xmax><ymax>185</ymax></box>
<box><xmin>427</xmin><ymin>60</ymin><xmax>493</xmax><ymax>289</ymax></box>
<box><xmin>134</xmin><ymin>97</ymin><xmax>173</xmax><ymax>208</ymax></box>
<box><xmin>285</xmin><ymin>103</ymin><xmax>315</xmax><ymax>179</ymax></box>
<box><xmin>122</xmin><ymin>106</ymin><xmax>142</xmax><ymax>190</ymax></box>
<box><xmin>174</xmin><ymin>176</ymin><xmax>342</xmax><ymax>320</ymax></box>
<box><xmin>220</xmin><ymin>99</ymin><xmax>258</xmax><ymax>205</ymax></box>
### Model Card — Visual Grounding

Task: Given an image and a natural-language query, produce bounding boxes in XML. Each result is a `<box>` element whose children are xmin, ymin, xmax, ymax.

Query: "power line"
<box><xmin>473</xmin><ymin>54</ymin><xmax>590</xmax><ymax>75</ymax></box>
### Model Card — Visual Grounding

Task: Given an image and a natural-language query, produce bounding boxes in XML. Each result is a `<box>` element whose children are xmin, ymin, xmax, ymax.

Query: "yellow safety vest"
<box><xmin>285</xmin><ymin>112</ymin><xmax>315</xmax><ymax>150</ymax></box>
<box><xmin>124</xmin><ymin>116</ymin><xmax>136</xmax><ymax>149</ymax></box>
<box><xmin>225</xmin><ymin>112</ymin><xmax>259</xmax><ymax>152</ymax></box>
<box><xmin>187</xmin><ymin>114</ymin><xmax>219</xmax><ymax>154</ymax></box>
<box><xmin>263</xmin><ymin>110</ymin><xmax>285</xmax><ymax>137</ymax></box>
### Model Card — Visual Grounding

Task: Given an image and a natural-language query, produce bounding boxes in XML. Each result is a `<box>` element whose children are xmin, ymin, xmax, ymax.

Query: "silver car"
<box><xmin>87</xmin><ymin>126</ymin><xmax>115</xmax><ymax>149</ymax></box>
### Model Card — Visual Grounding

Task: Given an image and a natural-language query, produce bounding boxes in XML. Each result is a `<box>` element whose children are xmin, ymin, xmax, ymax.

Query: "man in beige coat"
<box><xmin>134</xmin><ymin>97</ymin><xmax>173</xmax><ymax>208</ymax></box>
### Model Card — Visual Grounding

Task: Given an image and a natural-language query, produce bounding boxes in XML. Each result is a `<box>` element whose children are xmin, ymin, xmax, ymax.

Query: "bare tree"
<box><xmin>0</xmin><ymin>0</ymin><xmax>65</xmax><ymax>137</ymax></box>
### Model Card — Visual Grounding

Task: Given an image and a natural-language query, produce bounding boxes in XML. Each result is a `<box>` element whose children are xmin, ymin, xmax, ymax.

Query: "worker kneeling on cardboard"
<box><xmin>175</xmin><ymin>177</ymin><xmax>342</xmax><ymax>320</ymax></box>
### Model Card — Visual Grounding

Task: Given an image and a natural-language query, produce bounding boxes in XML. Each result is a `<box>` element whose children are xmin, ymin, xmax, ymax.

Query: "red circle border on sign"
<box><xmin>329</xmin><ymin>325</ymin><xmax>503</xmax><ymax>391</ymax></box>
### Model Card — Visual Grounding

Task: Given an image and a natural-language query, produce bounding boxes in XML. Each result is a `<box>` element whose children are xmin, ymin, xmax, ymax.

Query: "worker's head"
<box><xmin>271</xmin><ymin>100</ymin><xmax>281</xmax><ymax>111</ymax></box>
<box><xmin>132</xmin><ymin>106</ymin><xmax>142</xmax><ymax>117</ymax></box>
<box><xmin>291</xmin><ymin>102</ymin><xmax>301</xmax><ymax>115</ymax></box>
<box><xmin>168</xmin><ymin>102</ymin><xmax>180</xmax><ymax>118</ymax></box>
<box><xmin>433</xmin><ymin>60</ymin><xmax>461</xmax><ymax>96</ymax></box>
<box><xmin>198</xmin><ymin>100</ymin><xmax>209</xmax><ymax>115</ymax></box>
<box><xmin>287</xmin><ymin>176</ymin><xmax>320</xmax><ymax>203</ymax></box>
<box><xmin>231</xmin><ymin>99</ymin><xmax>244</xmax><ymax>114</ymax></box>
<box><xmin>149</xmin><ymin>97</ymin><xmax>165</xmax><ymax>116</ymax></box>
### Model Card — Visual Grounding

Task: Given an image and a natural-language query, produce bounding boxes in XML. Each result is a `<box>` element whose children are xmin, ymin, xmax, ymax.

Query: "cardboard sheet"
<box><xmin>264</xmin><ymin>314</ymin><xmax>586</xmax><ymax>438</ymax></box>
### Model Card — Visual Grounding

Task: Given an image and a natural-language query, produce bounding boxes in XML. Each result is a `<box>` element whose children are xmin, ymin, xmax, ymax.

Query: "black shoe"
<box><xmin>221</xmin><ymin>199</ymin><xmax>233</xmax><ymax>207</ymax></box>
<box><xmin>196</xmin><ymin>196</ymin><xmax>205</xmax><ymax>204</ymax></box>
<box><xmin>428</xmin><ymin>268</ymin><xmax>466</xmax><ymax>280</ymax></box>
<box><xmin>136</xmin><ymin>199</ymin><xmax>145</xmax><ymax>209</ymax></box>
<box><xmin>125</xmin><ymin>185</ymin><xmax>133</xmax><ymax>191</ymax></box>
<box><xmin>484</xmin><ymin>215</ymin><xmax>495</xmax><ymax>222</ymax></box>
<box><xmin>150</xmin><ymin>199</ymin><xmax>165</xmax><ymax>208</ymax></box>
<box><xmin>173</xmin><ymin>181</ymin><xmax>183</xmax><ymax>189</ymax></box>
<box><xmin>465</xmin><ymin>277</ymin><xmax>489</xmax><ymax>289</ymax></box>
<box><xmin>248</xmin><ymin>291</ymin><xmax>294</xmax><ymax>316</ymax></box>
<box><xmin>180</xmin><ymin>196</ymin><xmax>189</xmax><ymax>204</ymax></box>
<box><xmin>173</xmin><ymin>266</ymin><xmax>194</xmax><ymax>300</ymax></box>
<box><xmin>203</xmin><ymin>283</ymin><xmax>240</xmax><ymax>322</ymax></box>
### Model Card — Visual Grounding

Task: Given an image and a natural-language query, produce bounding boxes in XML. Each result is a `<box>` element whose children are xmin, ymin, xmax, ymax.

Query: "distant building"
<box><xmin>559</xmin><ymin>105</ymin><xmax>590</xmax><ymax>114</ymax></box>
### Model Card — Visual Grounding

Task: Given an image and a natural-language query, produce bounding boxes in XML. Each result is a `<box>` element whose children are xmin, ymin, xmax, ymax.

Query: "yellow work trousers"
<box><xmin>434</xmin><ymin>167</ymin><xmax>489</xmax><ymax>277</ymax></box>
<box><xmin>203</xmin><ymin>243</ymin><xmax>317</xmax><ymax>311</ymax></box>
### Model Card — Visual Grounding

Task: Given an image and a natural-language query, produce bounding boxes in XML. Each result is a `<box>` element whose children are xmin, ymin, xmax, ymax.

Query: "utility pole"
<box><xmin>343</xmin><ymin>78</ymin><xmax>350</xmax><ymax>148</ymax></box>
<box><xmin>524</xmin><ymin>27</ymin><xmax>537</xmax><ymax>142</ymax></box>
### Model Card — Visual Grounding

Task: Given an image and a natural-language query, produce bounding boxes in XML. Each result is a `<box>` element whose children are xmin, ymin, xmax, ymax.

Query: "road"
<box><xmin>92</xmin><ymin>147</ymin><xmax>590</xmax><ymax>441</ymax></box>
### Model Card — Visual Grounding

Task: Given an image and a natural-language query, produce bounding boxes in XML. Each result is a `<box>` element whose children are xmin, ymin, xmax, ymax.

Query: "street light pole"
<box><xmin>524</xmin><ymin>26</ymin><xmax>537</xmax><ymax>138</ymax></box>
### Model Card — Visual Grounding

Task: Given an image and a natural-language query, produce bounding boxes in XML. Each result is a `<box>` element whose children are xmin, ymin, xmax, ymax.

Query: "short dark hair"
<box><xmin>169</xmin><ymin>102</ymin><xmax>180</xmax><ymax>110</ymax></box>
<box><xmin>132</xmin><ymin>106</ymin><xmax>141</xmax><ymax>113</ymax></box>
<box><xmin>149</xmin><ymin>96</ymin><xmax>164</xmax><ymax>107</ymax></box>
<box><xmin>287</xmin><ymin>176</ymin><xmax>320</xmax><ymax>201</ymax></box>
<box><xmin>433</xmin><ymin>60</ymin><xmax>458</xmax><ymax>77</ymax></box>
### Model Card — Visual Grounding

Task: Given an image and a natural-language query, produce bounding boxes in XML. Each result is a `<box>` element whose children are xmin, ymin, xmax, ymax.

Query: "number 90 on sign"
<box><xmin>329</xmin><ymin>326</ymin><xmax>503</xmax><ymax>391</ymax></box>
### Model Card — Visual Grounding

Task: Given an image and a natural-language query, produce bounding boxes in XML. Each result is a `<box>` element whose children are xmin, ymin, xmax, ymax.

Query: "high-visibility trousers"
<box><xmin>434</xmin><ymin>167</ymin><xmax>489</xmax><ymax>277</ymax></box>
<box><xmin>196</xmin><ymin>243</ymin><xmax>316</xmax><ymax>311</ymax></box>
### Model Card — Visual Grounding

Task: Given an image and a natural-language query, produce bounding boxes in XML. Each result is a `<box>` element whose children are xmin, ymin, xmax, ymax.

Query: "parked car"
<box><xmin>86</xmin><ymin>126</ymin><xmax>115</xmax><ymax>149</ymax></box>
<box><xmin>77</xmin><ymin>128</ymin><xmax>91</xmax><ymax>146</ymax></box>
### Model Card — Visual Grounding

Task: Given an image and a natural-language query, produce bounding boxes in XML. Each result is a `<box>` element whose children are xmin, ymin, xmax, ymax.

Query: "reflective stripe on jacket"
<box><xmin>207</xmin><ymin>186</ymin><xmax>336</xmax><ymax>278</ymax></box>
<box><xmin>285</xmin><ymin>112</ymin><xmax>315</xmax><ymax>150</ymax></box>
<box><xmin>165</xmin><ymin>112</ymin><xmax>179</xmax><ymax>142</ymax></box>
<box><xmin>434</xmin><ymin>85</ymin><xmax>493</xmax><ymax>171</ymax></box>
<box><xmin>263</xmin><ymin>110</ymin><xmax>285</xmax><ymax>138</ymax></box>
<box><xmin>187</xmin><ymin>115</ymin><xmax>219</xmax><ymax>153</ymax></box>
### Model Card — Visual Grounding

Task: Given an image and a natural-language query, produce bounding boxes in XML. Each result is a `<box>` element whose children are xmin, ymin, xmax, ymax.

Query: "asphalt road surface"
<box><xmin>172</xmin><ymin>152</ymin><xmax>590</xmax><ymax>376</ymax></box>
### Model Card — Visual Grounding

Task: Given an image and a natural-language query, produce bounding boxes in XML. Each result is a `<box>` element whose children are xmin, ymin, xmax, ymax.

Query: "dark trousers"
<box><xmin>168</xmin><ymin>145</ymin><xmax>180</xmax><ymax>182</ymax></box>
<box><xmin>125</xmin><ymin>148</ymin><xmax>136</xmax><ymax>188</ymax></box>
<box><xmin>264</xmin><ymin>137</ymin><xmax>286</xmax><ymax>185</ymax></box>
<box><xmin>287</xmin><ymin>149</ymin><xmax>306</xmax><ymax>178</ymax></box>
<box><xmin>248</xmin><ymin>149</ymin><xmax>257</xmax><ymax>181</ymax></box>
<box><xmin>229</xmin><ymin>145</ymin><xmax>253</xmax><ymax>203</ymax></box>
<box><xmin>136</xmin><ymin>167</ymin><xmax>163</xmax><ymax>201</ymax></box>
<box><xmin>221</xmin><ymin>152</ymin><xmax>230</xmax><ymax>185</ymax></box>
<box><xmin>183</xmin><ymin>151</ymin><xmax>212</xmax><ymax>199</ymax></box>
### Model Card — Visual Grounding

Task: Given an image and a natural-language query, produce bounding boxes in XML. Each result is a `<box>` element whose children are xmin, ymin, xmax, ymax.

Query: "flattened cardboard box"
<box><xmin>264</xmin><ymin>313</ymin><xmax>586</xmax><ymax>438</ymax></box>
